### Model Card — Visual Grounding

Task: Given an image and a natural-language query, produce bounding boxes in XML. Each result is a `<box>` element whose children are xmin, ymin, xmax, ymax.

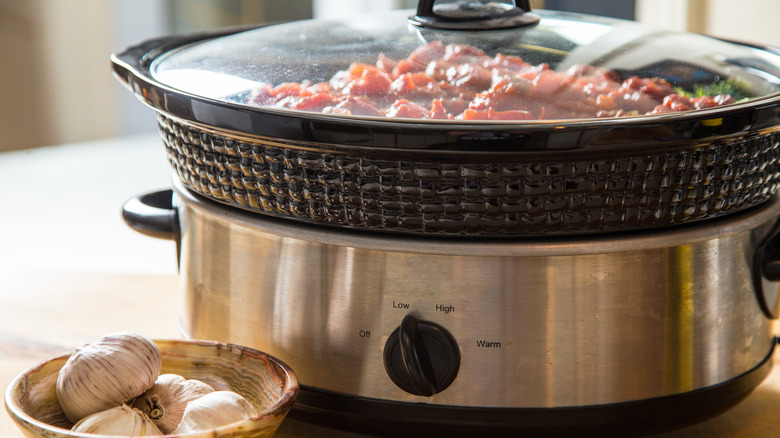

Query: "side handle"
<box><xmin>122</xmin><ymin>189</ymin><xmax>179</xmax><ymax>241</ymax></box>
<box><xmin>754</xmin><ymin>218</ymin><xmax>780</xmax><ymax>319</ymax></box>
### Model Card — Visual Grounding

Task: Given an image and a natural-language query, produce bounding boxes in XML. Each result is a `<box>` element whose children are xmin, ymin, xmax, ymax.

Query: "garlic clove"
<box><xmin>56</xmin><ymin>332</ymin><xmax>162</xmax><ymax>423</ymax></box>
<box><xmin>71</xmin><ymin>404</ymin><xmax>162</xmax><ymax>436</ymax></box>
<box><xmin>132</xmin><ymin>373</ymin><xmax>215</xmax><ymax>433</ymax></box>
<box><xmin>172</xmin><ymin>390</ymin><xmax>257</xmax><ymax>434</ymax></box>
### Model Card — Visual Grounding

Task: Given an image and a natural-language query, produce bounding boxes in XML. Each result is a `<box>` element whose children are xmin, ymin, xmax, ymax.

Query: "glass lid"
<box><xmin>151</xmin><ymin>2</ymin><xmax>780</xmax><ymax>122</ymax></box>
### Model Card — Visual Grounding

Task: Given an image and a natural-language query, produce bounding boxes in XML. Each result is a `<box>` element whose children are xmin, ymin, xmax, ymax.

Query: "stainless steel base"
<box><xmin>174</xmin><ymin>179</ymin><xmax>779</xmax><ymax>408</ymax></box>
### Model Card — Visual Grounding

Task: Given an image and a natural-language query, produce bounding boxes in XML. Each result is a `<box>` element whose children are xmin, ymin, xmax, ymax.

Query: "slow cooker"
<box><xmin>113</xmin><ymin>1</ymin><xmax>780</xmax><ymax>436</ymax></box>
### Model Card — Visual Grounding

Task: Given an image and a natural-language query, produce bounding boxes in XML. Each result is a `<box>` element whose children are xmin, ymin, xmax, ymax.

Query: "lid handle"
<box><xmin>410</xmin><ymin>0</ymin><xmax>540</xmax><ymax>30</ymax></box>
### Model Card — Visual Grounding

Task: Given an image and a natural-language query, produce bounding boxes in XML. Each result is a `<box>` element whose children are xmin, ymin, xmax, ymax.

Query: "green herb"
<box><xmin>674</xmin><ymin>78</ymin><xmax>751</xmax><ymax>101</ymax></box>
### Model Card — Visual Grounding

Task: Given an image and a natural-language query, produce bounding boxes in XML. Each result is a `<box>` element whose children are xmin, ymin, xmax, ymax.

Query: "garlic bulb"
<box><xmin>56</xmin><ymin>332</ymin><xmax>162</xmax><ymax>423</ymax></box>
<box><xmin>132</xmin><ymin>373</ymin><xmax>215</xmax><ymax>433</ymax></box>
<box><xmin>71</xmin><ymin>404</ymin><xmax>162</xmax><ymax>436</ymax></box>
<box><xmin>172</xmin><ymin>390</ymin><xmax>256</xmax><ymax>434</ymax></box>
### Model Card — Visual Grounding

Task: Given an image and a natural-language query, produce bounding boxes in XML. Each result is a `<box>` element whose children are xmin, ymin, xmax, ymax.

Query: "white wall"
<box><xmin>636</xmin><ymin>0</ymin><xmax>695</xmax><ymax>32</ymax></box>
<box><xmin>702</xmin><ymin>0</ymin><xmax>780</xmax><ymax>47</ymax></box>
<box><xmin>313</xmin><ymin>0</ymin><xmax>409</xmax><ymax>18</ymax></box>
<box><xmin>637</xmin><ymin>0</ymin><xmax>780</xmax><ymax>46</ymax></box>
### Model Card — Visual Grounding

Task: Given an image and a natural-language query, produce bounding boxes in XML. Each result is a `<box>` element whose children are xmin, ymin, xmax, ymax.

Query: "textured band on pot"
<box><xmin>158</xmin><ymin>114</ymin><xmax>780</xmax><ymax>236</ymax></box>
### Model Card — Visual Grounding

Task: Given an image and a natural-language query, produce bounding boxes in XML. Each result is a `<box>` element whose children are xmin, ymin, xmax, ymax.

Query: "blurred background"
<box><xmin>2</xmin><ymin>0</ymin><xmax>780</xmax><ymax>152</ymax></box>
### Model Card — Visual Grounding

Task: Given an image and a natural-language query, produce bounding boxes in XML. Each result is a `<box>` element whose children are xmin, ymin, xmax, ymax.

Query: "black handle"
<box><xmin>410</xmin><ymin>0</ymin><xmax>540</xmax><ymax>31</ymax></box>
<box><xmin>764</xmin><ymin>257</ymin><xmax>780</xmax><ymax>282</ymax></box>
<box><xmin>122</xmin><ymin>189</ymin><xmax>178</xmax><ymax>241</ymax></box>
<box><xmin>754</xmin><ymin>218</ymin><xmax>780</xmax><ymax>319</ymax></box>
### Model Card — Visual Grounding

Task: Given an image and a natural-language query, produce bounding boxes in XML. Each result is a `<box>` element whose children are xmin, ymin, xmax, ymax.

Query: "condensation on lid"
<box><xmin>151</xmin><ymin>9</ymin><xmax>780</xmax><ymax>122</ymax></box>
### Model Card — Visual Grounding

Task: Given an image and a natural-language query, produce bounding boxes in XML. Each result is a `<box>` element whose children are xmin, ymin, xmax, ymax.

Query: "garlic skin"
<box><xmin>132</xmin><ymin>373</ymin><xmax>215</xmax><ymax>433</ymax></box>
<box><xmin>56</xmin><ymin>332</ymin><xmax>162</xmax><ymax>423</ymax></box>
<box><xmin>71</xmin><ymin>404</ymin><xmax>162</xmax><ymax>436</ymax></box>
<box><xmin>172</xmin><ymin>390</ymin><xmax>257</xmax><ymax>434</ymax></box>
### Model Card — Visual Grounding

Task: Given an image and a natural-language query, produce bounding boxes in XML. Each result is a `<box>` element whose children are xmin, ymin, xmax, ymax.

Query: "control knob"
<box><xmin>383</xmin><ymin>313</ymin><xmax>460</xmax><ymax>396</ymax></box>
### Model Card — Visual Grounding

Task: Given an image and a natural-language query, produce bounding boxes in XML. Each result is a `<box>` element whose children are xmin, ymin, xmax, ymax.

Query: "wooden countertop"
<box><xmin>1</xmin><ymin>135</ymin><xmax>779</xmax><ymax>437</ymax></box>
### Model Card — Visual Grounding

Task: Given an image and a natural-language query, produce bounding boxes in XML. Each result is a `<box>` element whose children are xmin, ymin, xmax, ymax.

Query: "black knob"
<box><xmin>383</xmin><ymin>314</ymin><xmax>460</xmax><ymax>396</ymax></box>
<box><xmin>410</xmin><ymin>0</ymin><xmax>540</xmax><ymax>31</ymax></box>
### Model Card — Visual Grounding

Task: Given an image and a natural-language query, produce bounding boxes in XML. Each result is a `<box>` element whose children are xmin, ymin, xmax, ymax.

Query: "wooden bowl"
<box><xmin>4</xmin><ymin>338</ymin><xmax>298</xmax><ymax>437</ymax></box>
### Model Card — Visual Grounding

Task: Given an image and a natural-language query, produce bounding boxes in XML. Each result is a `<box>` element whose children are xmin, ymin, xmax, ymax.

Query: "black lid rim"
<box><xmin>111</xmin><ymin>26</ymin><xmax>780</xmax><ymax>154</ymax></box>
